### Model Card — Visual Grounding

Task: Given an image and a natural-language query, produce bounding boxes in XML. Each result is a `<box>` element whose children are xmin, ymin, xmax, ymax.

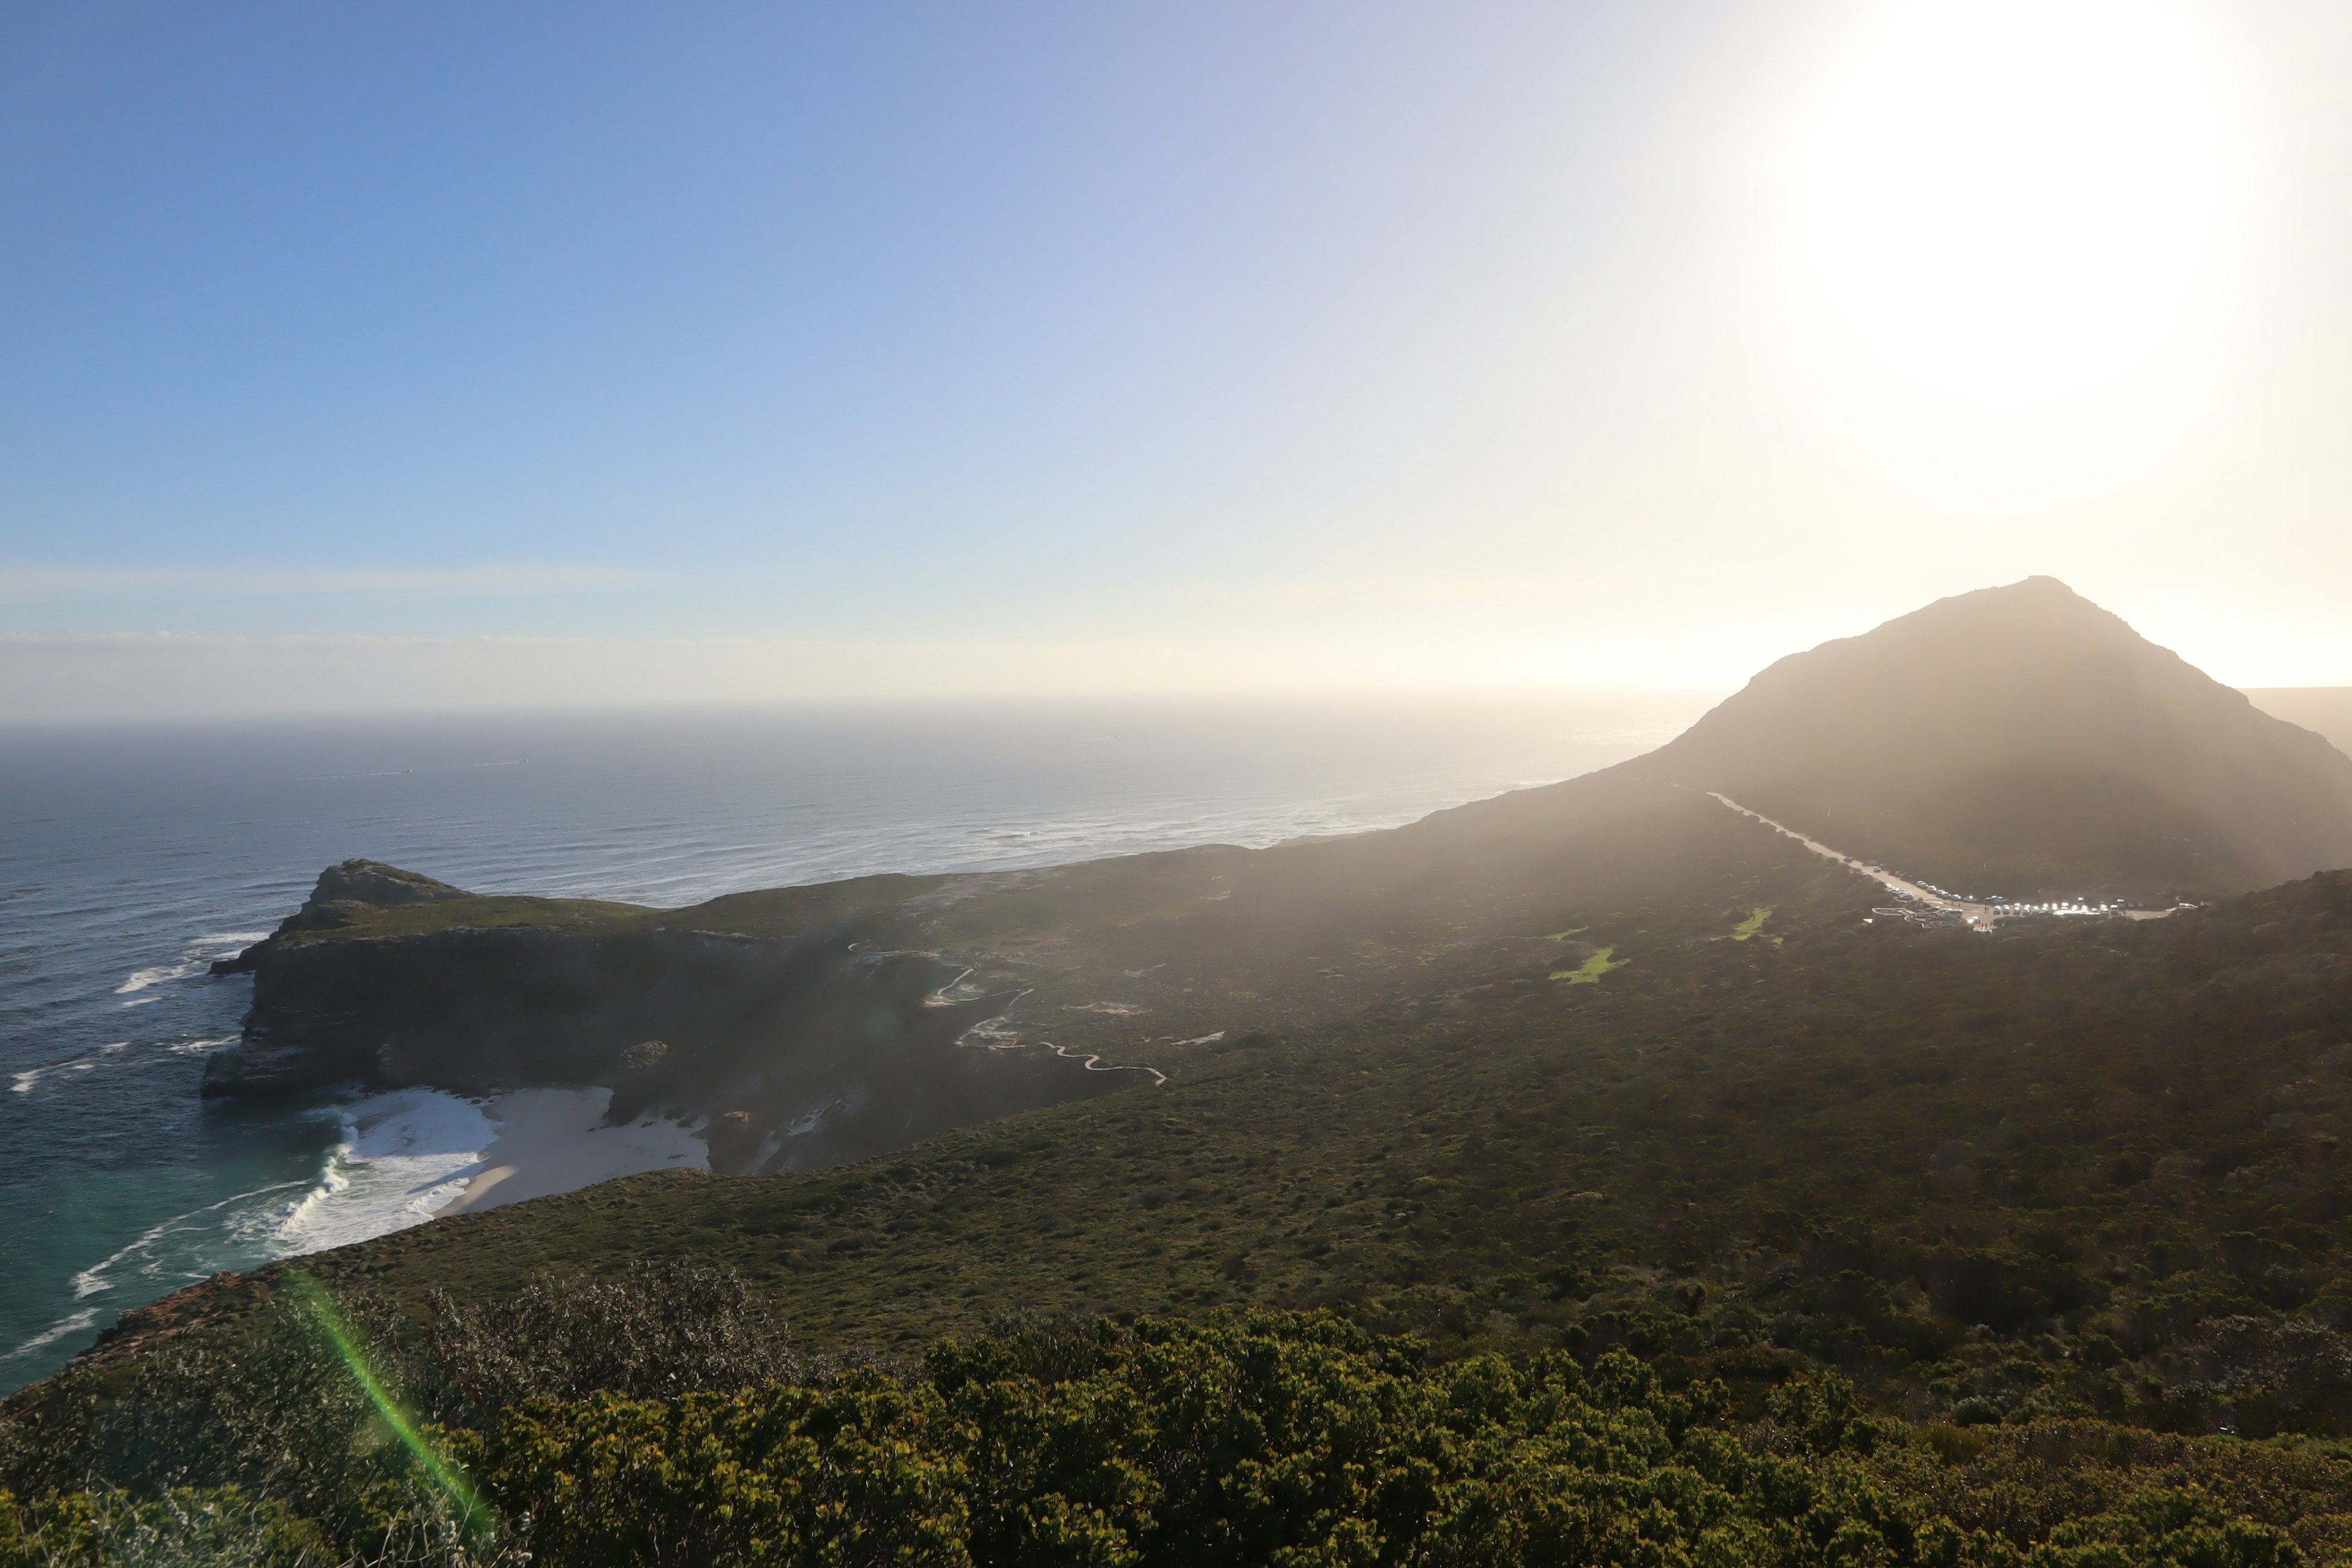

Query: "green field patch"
<box><xmin>282</xmin><ymin>870</ymin><xmax>965</xmax><ymax>945</ymax></box>
<box><xmin>1732</xmin><ymin>906</ymin><xmax>1774</xmax><ymax>941</ymax></box>
<box><xmin>1550</xmin><ymin>946</ymin><xmax>1619</xmax><ymax>984</ymax></box>
<box><xmin>1545</xmin><ymin>927</ymin><xmax>1588</xmax><ymax>941</ymax></box>
<box><xmin>285</xmin><ymin>894</ymin><xmax>658</xmax><ymax>942</ymax></box>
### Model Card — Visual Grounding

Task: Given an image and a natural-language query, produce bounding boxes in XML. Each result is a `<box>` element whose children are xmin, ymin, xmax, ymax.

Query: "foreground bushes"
<box><xmin>475</xmin><ymin>1311</ymin><xmax>2324</xmax><ymax>1568</ymax></box>
<box><xmin>6</xmin><ymin>1290</ymin><xmax>2348</xmax><ymax>1567</ymax></box>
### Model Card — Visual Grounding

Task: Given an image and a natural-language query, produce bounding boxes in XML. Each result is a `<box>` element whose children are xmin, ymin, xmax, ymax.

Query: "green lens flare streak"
<box><xmin>285</xmin><ymin>1270</ymin><xmax>491</xmax><ymax>1532</ymax></box>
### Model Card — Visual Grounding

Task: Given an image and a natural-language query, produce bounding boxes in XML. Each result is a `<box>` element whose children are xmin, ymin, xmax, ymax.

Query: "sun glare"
<box><xmin>1794</xmin><ymin>0</ymin><xmax>2228</xmax><ymax>407</ymax></box>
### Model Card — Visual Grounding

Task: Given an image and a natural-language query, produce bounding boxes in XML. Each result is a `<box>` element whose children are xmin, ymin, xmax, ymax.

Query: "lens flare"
<box><xmin>286</xmin><ymin>1270</ymin><xmax>492</xmax><ymax>1536</ymax></box>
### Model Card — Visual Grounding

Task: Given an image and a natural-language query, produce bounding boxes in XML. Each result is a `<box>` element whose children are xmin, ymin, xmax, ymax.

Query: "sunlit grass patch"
<box><xmin>1732</xmin><ymin>907</ymin><xmax>1774</xmax><ymax>941</ymax></box>
<box><xmin>1550</xmin><ymin>946</ymin><xmax>1619</xmax><ymax>984</ymax></box>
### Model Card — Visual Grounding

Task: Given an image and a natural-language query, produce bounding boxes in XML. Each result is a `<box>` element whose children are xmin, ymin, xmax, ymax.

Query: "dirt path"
<box><xmin>943</xmin><ymin>976</ymin><xmax>1169</xmax><ymax>1085</ymax></box>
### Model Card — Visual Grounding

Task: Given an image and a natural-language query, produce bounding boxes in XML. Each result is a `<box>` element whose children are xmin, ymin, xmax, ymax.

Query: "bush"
<box><xmin>477</xmin><ymin>1312</ymin><xmax>2329</xmax><ymax>1568</ymax></box>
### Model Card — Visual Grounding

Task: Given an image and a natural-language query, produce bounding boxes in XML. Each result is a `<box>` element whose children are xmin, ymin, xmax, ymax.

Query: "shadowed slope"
<box><xmin>2248</xmin><ymin>688</ymin><xmax>2352</xmax><ymax>763</ymax></box>
<box><xmin>1614</xmin><ymin>577</ymin><xmax>2352</xmax><ymax>896</ymax></box>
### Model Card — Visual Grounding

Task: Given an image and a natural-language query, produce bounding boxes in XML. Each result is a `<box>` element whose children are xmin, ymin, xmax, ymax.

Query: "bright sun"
<box><xmin>1795</xmin><ymin>0</ymin><xmax>2228</xmax><ymax>407</ymax></box>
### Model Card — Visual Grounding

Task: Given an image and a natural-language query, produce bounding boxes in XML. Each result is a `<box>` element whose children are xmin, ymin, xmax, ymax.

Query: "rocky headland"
<box><xmin>202</xmin><ymin>862</ymin><xmax>1134</xmax><ymax>1174</ymax></box>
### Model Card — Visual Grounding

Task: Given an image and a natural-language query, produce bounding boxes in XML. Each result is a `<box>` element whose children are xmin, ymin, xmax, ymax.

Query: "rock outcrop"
<box><xmin>210</xmin><ymin>859</ymin><xmax>471</xmax><ymax>973</ymax></box>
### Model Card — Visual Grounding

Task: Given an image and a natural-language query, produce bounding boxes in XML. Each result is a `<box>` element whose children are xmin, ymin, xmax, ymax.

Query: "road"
<box><xmin>1706</xmin><ymin>793</ymin><xmax>2180</xmax><ymax>930</ymax></box>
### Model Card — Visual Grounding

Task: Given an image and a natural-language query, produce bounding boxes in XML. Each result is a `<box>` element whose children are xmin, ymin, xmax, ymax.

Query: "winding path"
<box><xmin>938</xmin><ymin>974</ymin><xmax>1168</xmax><ymax>1085</ymax></box>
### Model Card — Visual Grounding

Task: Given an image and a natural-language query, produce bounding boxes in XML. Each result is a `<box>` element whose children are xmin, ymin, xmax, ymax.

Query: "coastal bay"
<box><xmin>432</xmin><ymin>1089</ymin><xmax>706</xmax><ymax>1218</ymax></box>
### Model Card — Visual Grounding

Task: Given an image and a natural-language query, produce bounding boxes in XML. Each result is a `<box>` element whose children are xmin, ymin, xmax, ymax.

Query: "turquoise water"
<box><xmin>0</xmin><ymin>695</ymin><xmax>1698</xmax><ymax>1390</ymax></box>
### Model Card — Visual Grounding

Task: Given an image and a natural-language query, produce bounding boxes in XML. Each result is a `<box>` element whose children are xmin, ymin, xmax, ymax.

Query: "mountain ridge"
<box><xmin>1609</xmin><ymin>576</ymin><xmax>2352</xmax><ymax>897</ymax></box>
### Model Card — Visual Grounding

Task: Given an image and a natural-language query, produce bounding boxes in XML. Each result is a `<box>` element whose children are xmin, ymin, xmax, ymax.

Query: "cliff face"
<box><xmin>203</xmin><ymin>869</ymin><xmax>1130</xmax><ymax>1174</ymax></box>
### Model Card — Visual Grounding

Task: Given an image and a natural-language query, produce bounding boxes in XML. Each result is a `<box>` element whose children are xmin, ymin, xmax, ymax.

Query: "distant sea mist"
<box><xmin>0</xmin><ymin>692</ymin><xmax>1713</xmax><ymax>1390</ymax></box>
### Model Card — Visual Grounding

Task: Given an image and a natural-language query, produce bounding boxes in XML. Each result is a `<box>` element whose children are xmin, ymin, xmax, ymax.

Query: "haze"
<box><xmin>6</xmin><ymin>0</ymin><xmax>2352</xmax><ymax>721</ymax></box>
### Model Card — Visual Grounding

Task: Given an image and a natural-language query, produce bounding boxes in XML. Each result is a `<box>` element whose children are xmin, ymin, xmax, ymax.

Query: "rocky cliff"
<box><xmin>203</xmin><ymin>865</ymin><xmax>1130</xmax><ymax>1174</ymax></box>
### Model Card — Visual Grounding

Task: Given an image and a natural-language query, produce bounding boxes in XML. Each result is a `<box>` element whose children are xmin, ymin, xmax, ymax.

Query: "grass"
<box><xmin>283</xmin><ymin>873</ymin><xmax>963</xmax><ymax>946</ymax></box>
<box><xmin>285</xmin><ymin>895</ymin><xmax>660</xmax><ymax>943</ymax></box>
<box><xmin>292</xmin><ymin>865</ymin><xmax>2350</xmax><ymax>1422</ymax></box>
<box><xmin>1731</xmin><ymin>905</ymin><xmax>1773</xmax><ymax>940</ymax></box>
<box><xmin>1548</xmin><ymin>946</ymin><xmax>1619</xmax><ymax>983</ymax></box>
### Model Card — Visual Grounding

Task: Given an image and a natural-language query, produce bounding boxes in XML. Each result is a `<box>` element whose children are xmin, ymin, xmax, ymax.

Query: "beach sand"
<box><xmin>432</xmin><ymin>1087</ymin><xmax>707</xmax><ymax>1217</ymax></box>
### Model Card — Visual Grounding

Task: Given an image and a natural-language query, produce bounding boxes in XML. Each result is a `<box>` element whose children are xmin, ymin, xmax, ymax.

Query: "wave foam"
<box><xmin>113</xmin><ymin>930</ymin><xmax>271</xmax><ymax>994</ymax></box>
<box><xmin>164</xmin><ymin>1035</ymin><xmax>240</xmax><ymax>1055</ymax></box>
<box><xmin>12</xmin><ymin>1042</ymin><xmax>127</xmax><ymax>1095</ymax></box>
<box><xmin>270</xmin><ymin>1090</ymin><xmax>499</xmax><ymax>1257</ymax></box>
<box><xmin>4</xmin><ymin>1308</ymin><xmax>100</xmax><ymax>1362</ymax></box>
<box><xmin>69</xmin><ymin>1179</ymin><xmax>315</xmax><ymax>1300</ymax></box>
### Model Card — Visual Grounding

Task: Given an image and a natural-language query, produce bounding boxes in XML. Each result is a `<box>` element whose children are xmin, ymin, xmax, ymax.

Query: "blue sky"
<box><xmin>1</xmin><ymin>4</ymin><xmax>1657</xmax><ymax>629</ymax></box>
<box><xmin>6</xmin><ymin>1</ymin><xmax>2352</xmax><ymax>715</ymax></box>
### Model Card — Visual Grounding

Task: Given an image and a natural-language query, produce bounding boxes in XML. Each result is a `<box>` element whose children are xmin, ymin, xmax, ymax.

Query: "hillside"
<box><xmin>57</xmin><ymin>845</ymin><xmax>2352</xmax><ymax>1422</ymax></box>
<box><xmin>200</xmin><ymin>772</ymin><xmax>1806</xmax><ymax>1177</ymax></box>
<box><xmin>11</xmin><ymin>815</ymin><xmax>2352</xmax><ymax>1562</ymax></box>
<box><xmin>2251</xmin><ymin>689</ymin><xmax>2352</xmax><ymax>763</ymax></box>
<box><xmin>1621</xmin><ymin>578</ymin><xmax>2352</xmax><ymax>897</ymax></box>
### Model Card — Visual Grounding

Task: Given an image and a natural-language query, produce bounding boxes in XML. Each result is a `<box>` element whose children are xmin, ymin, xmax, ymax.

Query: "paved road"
<box><xmin>1706</xmin><ymin>793</ymin><xmax>2179</xmax><ymax>930</ymax></box>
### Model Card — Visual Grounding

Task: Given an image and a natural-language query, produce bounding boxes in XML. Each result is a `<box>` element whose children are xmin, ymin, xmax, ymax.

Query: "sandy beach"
<box><xmin>432</xmin><ymin>1087</ymin><xmax>707</xmax><ymax>1217</ymax></box>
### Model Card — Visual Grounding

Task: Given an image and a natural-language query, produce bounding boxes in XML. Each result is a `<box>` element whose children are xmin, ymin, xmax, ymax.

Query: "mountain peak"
<box><xmin>1629</xmin><ymin>582</ymin><xmax>2352</xmax><ymax>896</ymax></box>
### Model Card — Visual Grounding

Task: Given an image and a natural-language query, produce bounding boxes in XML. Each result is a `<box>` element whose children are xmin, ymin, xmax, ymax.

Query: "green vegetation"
<box><xmin>1732</xmin><ymin>905</ymin><xmax>1773</xmax><ymax>940</ymax></box>
<box><xmin>8</xmin><ymin>1286</ymin><xmax>2347</xmax><ymax>1567</ymax></box>
<box><xmin>16</xmin><ymin>779</ymin><xmax>2352</xmax><ymax>1562</ymax></box>
<box><xmin>1549</xmin><ymin>945</ymin><xmax>1620</xmax><ymax>983</ymax></box>
<box><xmin>283</xmin><ymin>894</ymin><xmax>655</xmax><ymax>943</ymax></box>
<box><xmin>204</xmin><ymin>859</ymin><xmax>2343</xmax><ymax>1450</ymax></box>
<box><xmin>284</xmin><ymin>873</ymin><xmax>961</xmax><ymax>947</ymax></box>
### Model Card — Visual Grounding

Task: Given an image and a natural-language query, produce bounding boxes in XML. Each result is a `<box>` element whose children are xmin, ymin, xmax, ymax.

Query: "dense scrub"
<box><xmin>9</xmin><ymin>1295</ymin><xmax>2351</xmax><ymax>1566</ymax></box>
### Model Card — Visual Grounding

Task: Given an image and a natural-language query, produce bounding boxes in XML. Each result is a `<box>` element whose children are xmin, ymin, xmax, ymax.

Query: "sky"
<box><xmin>5</xmin><ymin>0</ymin><xmax>2352</xmax><ymax>720</ymax></box>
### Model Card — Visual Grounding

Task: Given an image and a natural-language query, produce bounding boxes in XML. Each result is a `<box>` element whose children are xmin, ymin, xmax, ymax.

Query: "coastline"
<box><xmin>432</xmin><ymin>1087</ymin><xmax>707</xmax><ymax>1217</ymax></box>
<box><xmin>0</xmin><ymin>697</ymin><xmax>1682</xmax><ymax>1391</ymax></box>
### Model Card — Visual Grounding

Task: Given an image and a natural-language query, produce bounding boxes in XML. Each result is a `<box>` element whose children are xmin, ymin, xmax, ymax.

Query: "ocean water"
<box><xmin>0</xmin><ymin>694</ymin><xmax>1702</xmax><ymax>1390</ymax></box>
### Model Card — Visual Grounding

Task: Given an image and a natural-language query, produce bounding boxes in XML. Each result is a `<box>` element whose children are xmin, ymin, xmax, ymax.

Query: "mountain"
<box><xmin>2248</xmin><ymin>687</ymin><xmax>2352</xmax><ymax>762</ymax></box>
<box><xmin>1619</xmin><ymin>577</ymin><xmax>2352</xmax><ymax>897</ymax></box>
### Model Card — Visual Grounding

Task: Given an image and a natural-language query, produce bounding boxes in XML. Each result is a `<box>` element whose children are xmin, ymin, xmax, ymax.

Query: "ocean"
<box><xmin>0</xmin><ymin>693</ymin><xmax>1703</xmax><ymax>1391</ymax></box>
